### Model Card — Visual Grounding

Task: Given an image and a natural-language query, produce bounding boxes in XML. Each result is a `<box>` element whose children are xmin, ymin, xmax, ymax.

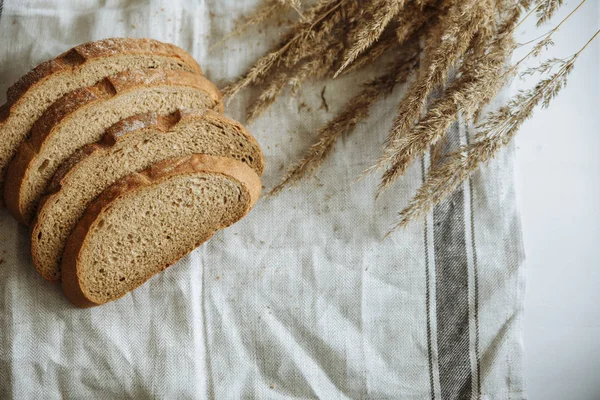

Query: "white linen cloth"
<box><xmin>0</xmin><ymin>1</ymin><xmax>526</xmax><ymax>398</ymax></box>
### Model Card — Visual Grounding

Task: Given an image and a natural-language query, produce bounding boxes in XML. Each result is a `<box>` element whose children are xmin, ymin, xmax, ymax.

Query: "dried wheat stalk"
<box><xmin>222</xmin><ymin>0</ymin><xmax>348</xmax><ymax>99</ymax></box>
<box><xmin>218</xmin><ymin>0</ymin><xmax>598</xmax><ymax>234</ymax></box>
<box><xmin>375</xmin><ymin>0</ymin><xmax>494</xmax><ymax>172</ymax></box>
<box><xmin>334</xmin><ymin>0</ymin><xmax>407</xmax><ymax>76</ymax></box>
<box><xmin>211</xmin><ymin>0</ymin><xmax>304</xmax><ymax>50</ymax></box>
<box><xmin>392</xmin><ymin>29</ymin><xmax>599</xmax><ymax>231</ymax></box>
<box><xmin>377</xmin><ymin>6</ymin><xmax>518</xmax><ymax>193</ymax></box>
<box><xmin>271</xmin><ymin>44</ymin><xmax>420</xmax><ymax>195</ymax></box>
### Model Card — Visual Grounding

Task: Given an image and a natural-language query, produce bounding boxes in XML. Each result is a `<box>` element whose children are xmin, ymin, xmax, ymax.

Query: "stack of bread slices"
<box><xmin>0</xmin><ymin>38</ymin><xmax>264</xmax><ymax>308</ymax></box>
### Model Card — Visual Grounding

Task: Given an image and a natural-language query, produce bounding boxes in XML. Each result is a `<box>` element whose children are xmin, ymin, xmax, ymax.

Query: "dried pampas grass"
<box><xmin>219</xmin><ymin>0</ymin><xmax>599</xmax><ymax>235</ymax></box>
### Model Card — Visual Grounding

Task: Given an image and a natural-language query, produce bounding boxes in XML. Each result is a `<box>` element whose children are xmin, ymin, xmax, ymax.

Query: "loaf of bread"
<box><xmin>1</xmin><ymin>38</ymin><xmax>263</xmax><ymax>307</ymax></box>
<box><xmin>0</xmin><ymin>38</ymin><xmax>202</xmax><ymax>206</ymax></box>
<box><xmin>4</xmin><ymin>69</ymin><xmax>223</xmax><ymax>225</ymax></box>
<box><xmin>61</xmin><ymin>154</ymin><xmax>261</xmax><ymax>307</ymax></box>
<box><xmin>32</xmin><ymin>109</ymin><xmax>264</xmax><ymax>282</ymax></box>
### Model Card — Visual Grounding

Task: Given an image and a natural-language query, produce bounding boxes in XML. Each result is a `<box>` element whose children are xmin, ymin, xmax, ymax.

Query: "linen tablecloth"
<box><xmin>0</xmin><ymin>1</ymin><xmax>526</xmax><ymax>398</ymax></box>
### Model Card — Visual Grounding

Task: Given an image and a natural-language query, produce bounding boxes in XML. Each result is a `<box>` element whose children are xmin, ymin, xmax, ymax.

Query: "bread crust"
<box><xmin>49</xmin><ymin>109</ymin><xmax>263</xmax><ymax>194</ymax></box>
<box><xmin>32</xmin><ymin>109</ymin><xmax>264</xmax><ymax>283</ymax></box>
<box><xmin>61</xmin><ymin>154</ymin><xmax>261</xmax><ymax>308</ymax></box>
<box><xmin>0</xmin><ymin>38</ymin><xmax>202</xmax><ymax>124</ymax></box>
<box><xmin>4</xmin><ymin>69</ymin><xmax>223</xmax><ymax>225</ymax></box>
<box><xmin>0</xmin><ymin>38</ymin><xmax>203</xmax><ymax>208</ymax></box>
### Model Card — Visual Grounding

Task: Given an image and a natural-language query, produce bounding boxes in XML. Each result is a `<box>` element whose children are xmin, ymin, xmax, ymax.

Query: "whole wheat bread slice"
<box><xmin>61</xmin><ymin>154</ymin><xmax>261</xmax><ymax>308</ymax></box>
<box><xmin>32</xmin><ymin>108</ymin><xmax>264</xmax><ymax>282</ymax></box>
<box><xmin>0</xmin><ymin>38</ymin><xmax>202</xmax><ymax>206</ymax></box>
<box><xmin>4</xmin><ymin>69</ymin><xmax>222</xmax><ymax>225</ymax></box>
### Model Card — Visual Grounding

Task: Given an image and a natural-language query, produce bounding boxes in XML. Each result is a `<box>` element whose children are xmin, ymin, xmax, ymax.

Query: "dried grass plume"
<box><xmin>217</xmin><ymin>0</ymin><xmax>598</xmax><ymax>235</ymax></box>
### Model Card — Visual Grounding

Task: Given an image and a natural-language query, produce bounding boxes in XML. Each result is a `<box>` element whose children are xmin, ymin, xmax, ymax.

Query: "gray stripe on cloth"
<box><xmin>469</xmin><ymin>178</ymin><xmax>482</xmax><ymax>399</ymax></box>
<box><xmin>466</xmin><ymin>126</ymin><xmax>482</xmax><ymax>399</ymax></box>
<box><xmin>422</xmin><ymin>159</ymin><xmax>436</xmax><ymax>400</ymax></box>
<box><xmin>433</xmin><ymin>122</ymin><xmax>473</xmax><ymax>400</ymax></box>
<box><xmin>459</xmin><ymin>118</ymin><xmax>481</xmax><ymax>399</ymax></box>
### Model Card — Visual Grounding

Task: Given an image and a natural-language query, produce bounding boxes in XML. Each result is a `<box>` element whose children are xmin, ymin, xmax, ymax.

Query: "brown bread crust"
<box><xmin>4</xmin><ymin>69</ymin><xmax>223</xmax><ymax>225</ymax></box>
<box><xmin>47</xmin><ymin>109</ymin><xmax>264</xmax><ymax>194</ymax></box>
<box><xmin>32</xmin><ymin>109</ymin><xmax>263</xmax><ymax>283</ymax></box>
<box><xmin>0</xmin><ymin>38</ymin><xmax>202</xmax><ymax>124</ymax></box>
<box><xmin>0</xmin><ymin>38</ymin><xmax>202</xmax><ymax>208</ymax></box>
<box><xmin>61</xmin><ymin>154</ymin><xmax>261</xmax><ymax>308</ymax></box>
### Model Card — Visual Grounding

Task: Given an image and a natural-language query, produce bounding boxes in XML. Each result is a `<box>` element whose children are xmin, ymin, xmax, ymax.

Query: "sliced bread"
<box><xmin>32</xmin><ymin>109</ymin><xmax>264</xmax><ymax>282</ymax></box>
<box><xmin>0</xmin><ymin>38</ymin><xmax>202</xmax><ymax>206</ymax></box>
<box><xmin>61</xmin><ymin>154</ymin><xmax>261</xmax><ymax>308</ymax></box>
<box><xmin>4</xmin><ymin>69</ymin><xmax>223</xmax><ymax>225</ymax></box>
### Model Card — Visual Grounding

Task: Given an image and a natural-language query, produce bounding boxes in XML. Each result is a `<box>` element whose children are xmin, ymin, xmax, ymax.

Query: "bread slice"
<box><xmin>61</xmin><ymin>154</ymin><xmax>261</xmax><ymax>308</ymax></box>
<box><xmin>32</xmin><ymin>109</ymin><xmax>264</xmax><ymax>283</ymax></box>
<box><xmin>0</xmin><ymin>38</ymin><xmax>202</xmax><ymax>206</ymax></box>
<box><xmin>4</xmin><ymin>69</ymin><xmax>223</xmax><ymax>225</ymax></box>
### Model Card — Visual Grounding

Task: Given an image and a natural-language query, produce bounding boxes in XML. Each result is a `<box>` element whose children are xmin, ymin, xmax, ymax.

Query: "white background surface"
<box><xmin>513</xmin><ymin>2</ymin><xmax>600</xmax><ymax>399</ymax></box>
